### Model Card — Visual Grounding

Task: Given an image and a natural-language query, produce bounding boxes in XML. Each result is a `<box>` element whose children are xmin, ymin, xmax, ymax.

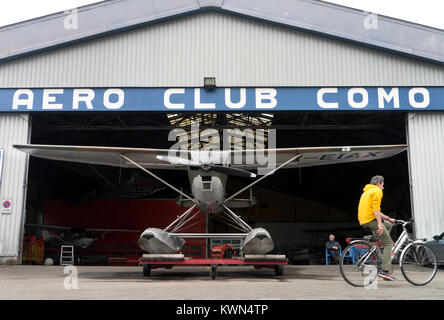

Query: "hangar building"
<box><xmin>0</xmin><ymin>0</ymin><xmax>443</xmax><ymax>264</ymax></box>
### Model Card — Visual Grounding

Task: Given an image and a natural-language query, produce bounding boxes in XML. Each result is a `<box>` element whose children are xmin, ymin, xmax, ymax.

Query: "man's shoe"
<box><xmin>378</xmin><ymin>270</ymin><xmax>397</xmax><ymax>281</ymax></box>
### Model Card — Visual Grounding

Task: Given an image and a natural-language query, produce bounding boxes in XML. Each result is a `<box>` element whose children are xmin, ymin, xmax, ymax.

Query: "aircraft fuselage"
<box><xmin>187</xmin><ymin>168</ymin><xmax>227</xmax><ymax>214</ymax></box>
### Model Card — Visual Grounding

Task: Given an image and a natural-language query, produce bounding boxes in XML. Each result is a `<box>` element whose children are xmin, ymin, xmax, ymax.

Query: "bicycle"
<box><xmin>339</xmin><ymin>219</ymin><xmax>438</xmax><ymax>287</ymax></box>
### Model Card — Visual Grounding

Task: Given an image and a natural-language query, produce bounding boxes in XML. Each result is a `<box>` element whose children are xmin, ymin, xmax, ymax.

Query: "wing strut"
<box><xmin>211</xmin><ymin>214</ymin><xmax>250</xmax><ymax>233</ymax></box>
<box><xmin>164</xmin><ymin>204</ymin><xmax>198</xmax><ymax>232</ymax></box>
<box><xmin>120</xmin><ymin>154</ymin><xmax>197</xmax><ymax>204</ymax></box>
<box><xmin>224</xmin><ymin>153</ymin><xmax>302</xmax><ymax>204</ymax></box>
<box><xmin>222</xmin><ymin>205</ymin><xmax>252</xmax><ymax>233</ymax></box>
<box><xmin>171</xmin><ymin>211</ymin><xmax>202</xmax><ymax>233</ymax></box>
<box><xmin>120</xmin><ymin>154</ymin><xmax>205</xmax><ymax>234</ymax></box>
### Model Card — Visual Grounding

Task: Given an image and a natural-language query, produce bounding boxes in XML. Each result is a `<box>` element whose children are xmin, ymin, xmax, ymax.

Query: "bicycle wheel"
<box><xmin>400</xmin><ymin>243</ymin><xmax>437</xmax><ymax>286</ymax></box>
<box><xmin>340</xmin><ymin>241</ymin><xmax>381</xmax><ymax>287</ymax></box>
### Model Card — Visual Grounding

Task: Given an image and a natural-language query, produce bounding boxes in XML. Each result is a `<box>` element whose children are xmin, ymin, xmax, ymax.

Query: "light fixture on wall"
<box><xmin>203</xmin><ymin>77</ymin><xmax>216</xmax><ymax>90</ymax></box>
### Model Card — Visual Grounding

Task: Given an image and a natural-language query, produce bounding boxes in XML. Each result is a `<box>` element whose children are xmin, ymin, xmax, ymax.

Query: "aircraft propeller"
<box><xmin>156</xmin><ymin>155</ymin><xmax>256</xmax><ymax>178</ymax></box>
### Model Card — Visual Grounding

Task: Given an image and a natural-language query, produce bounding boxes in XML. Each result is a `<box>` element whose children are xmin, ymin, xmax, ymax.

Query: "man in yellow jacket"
<box><xmin>358</xmin><ymin>175</ymin><xmax>396</xmax><ymax>281</ymax></box>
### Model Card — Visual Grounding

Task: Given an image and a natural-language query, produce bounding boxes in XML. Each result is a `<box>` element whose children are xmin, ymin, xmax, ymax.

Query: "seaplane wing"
<box><xmin>13</xmin><ymin>144</ymin><xmax>183</xmax><ymax>169</ymax></box>
<box><xmin>14</xmin><ymin>144</ymin><xmax>407</xmax><ymax>171</ymax></box>
<box><xmin>228</xmin><ymin>144</ymin><xmax>407</xmax><ymax>170</ymax></box>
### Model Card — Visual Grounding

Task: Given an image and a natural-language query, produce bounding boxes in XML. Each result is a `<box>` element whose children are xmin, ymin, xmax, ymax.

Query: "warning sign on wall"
<box><xmin>1</xmin><ymin>200</ymin><xmax>12</xmax><ymax>214</ymax></box>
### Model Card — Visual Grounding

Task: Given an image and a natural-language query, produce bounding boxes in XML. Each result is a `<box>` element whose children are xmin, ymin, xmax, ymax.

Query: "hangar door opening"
<box><xmin>22</xmin><ymin>111</ymin><xmax>410</xmax><ymax>265</ymax></box>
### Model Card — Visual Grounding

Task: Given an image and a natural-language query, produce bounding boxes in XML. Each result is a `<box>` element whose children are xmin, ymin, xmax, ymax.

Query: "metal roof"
<box><xmin>1</xmin><ymin>0</ymin><xmax>444</xmax><ymax>64</ymax></box>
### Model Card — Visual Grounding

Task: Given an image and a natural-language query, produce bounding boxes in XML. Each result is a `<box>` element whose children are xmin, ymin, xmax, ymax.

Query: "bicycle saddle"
<box><xmin>362</xmin><ymin>225</ymin><xmax>380</xmax><ymax>242</ymax></box>
<box><xmin>363</xmin><ymin>234</ymin><xmax>380</xmax><ymax>242</ymax></box>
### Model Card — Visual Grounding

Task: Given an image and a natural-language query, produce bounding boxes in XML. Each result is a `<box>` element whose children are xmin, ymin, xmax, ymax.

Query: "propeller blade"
<box><xmin>211</xmin><ymin>165</ymin><xmax>256</xmax><ymax>178</ymax></box>
<box><xmin>156</xmin><ymin>155</ymin><xmax>201</xmax><ymax>167</ymax></box>
<box><xmin>157</xmin><ymin>155</ymin><xmax>255</xmax><ymax>177</ymax></box>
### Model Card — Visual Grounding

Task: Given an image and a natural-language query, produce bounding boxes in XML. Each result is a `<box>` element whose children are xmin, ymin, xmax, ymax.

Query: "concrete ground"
<box><xmin>0</xmin><ymin>264</ymin><xmax>443</xmax><ymax>300</ymax></box>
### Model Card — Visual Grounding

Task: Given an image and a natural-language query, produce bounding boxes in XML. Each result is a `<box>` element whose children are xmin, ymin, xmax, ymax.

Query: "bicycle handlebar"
<box><xmin>394</xmin><ymin>219</ymin><xmax>414</xmax><ymax>226</ymax></box>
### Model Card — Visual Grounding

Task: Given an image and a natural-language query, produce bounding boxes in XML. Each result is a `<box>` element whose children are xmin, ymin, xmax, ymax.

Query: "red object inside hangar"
<box><xmin>42</xmin><ymin>199</ymin><xmax>206</xmax><ymax>264</ymax></box>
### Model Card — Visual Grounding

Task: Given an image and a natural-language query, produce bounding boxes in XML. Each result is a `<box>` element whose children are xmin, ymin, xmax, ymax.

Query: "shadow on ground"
<box><xmin>75</xmin><ymin>266</ymin><xmax>342</xmax><ymax>283</ymax></box>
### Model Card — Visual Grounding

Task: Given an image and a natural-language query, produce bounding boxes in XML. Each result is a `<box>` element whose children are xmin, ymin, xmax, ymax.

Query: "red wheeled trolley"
<box><xmin>139</xmin><ymin>254</ymin><xmax>288</xmax><ymax>279</ymax></box>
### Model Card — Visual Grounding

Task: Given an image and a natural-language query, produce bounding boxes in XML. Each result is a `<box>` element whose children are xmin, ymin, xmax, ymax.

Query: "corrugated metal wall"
<box><xmin>407</xmin><ymin>113</ymin><xmax>444</xmax><ymax>240</ymax></box>
<box><xmin>0</xmin><ymin>11</ymin><xmax>444</xmax><ymax>87</ymax></box>
<box><xmin>0</xmin><ymin>11</ymin><xmax>443</xmax><ymax>258</ymax></box>
<box><xmin>0</xmin><ymin>114</ymin><xmax>30</xmax><ymax>262</ymax></box>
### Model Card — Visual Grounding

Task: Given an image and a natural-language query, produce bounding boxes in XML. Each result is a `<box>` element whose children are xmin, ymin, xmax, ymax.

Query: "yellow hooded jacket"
<box><xmin>358</xmin><ymin>184</ymin><xmax>383</xmax><ymax>225</ymax></box>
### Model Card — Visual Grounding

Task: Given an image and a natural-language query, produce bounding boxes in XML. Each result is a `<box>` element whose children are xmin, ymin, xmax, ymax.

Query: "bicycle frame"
<box><xmin>391</xmin><ymin>227</ymin><xmax>411</xmax><ymax>260</ymax></box>
<box><xmin>351</xmin><ymin>220</ymin><xmax>418</xmax><ymax>269</ymax></box>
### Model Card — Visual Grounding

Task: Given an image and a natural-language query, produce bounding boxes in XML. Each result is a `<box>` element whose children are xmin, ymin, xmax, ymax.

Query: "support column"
<box><xmin>0</xmin><ymin>114</ymin><xmax>31</xmax><ymax>264</ymax></box>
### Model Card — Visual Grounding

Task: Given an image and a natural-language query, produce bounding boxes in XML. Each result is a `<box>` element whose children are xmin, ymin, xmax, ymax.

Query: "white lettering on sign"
<box><xmin>73</xmin><ymin>89</ymin><xmax>95</xmax><ymax>110</ymax></box>
<box><xmin>7</xmin><ymin>87</ymin><xmax>434</xmax><ymax>111</ymax></box>
<box><xmin>255</xmin><ymin>88</ymin><xmax>277</xmax><ymax>109</ymax></box>
<box><xmin>12</xmin><ymin>89</ymin><xmax>34</xmax><ymax>110</ymax></box>
<box><xmin>103</xmin><ymin>89</ymin><xmax>124</xmax><ymax>110</ymax></box>
<box><xmin>164</xmin><ymin>88</ymin><xmax>185</xmax><ymax>109</ymax></box>
<box><xmin>378</xmin><ymin>88</ymin><xmax>399</xmax><ymax>109</ymax></box>
<box><xmin>317</xmin><ymin>88</ymin><xmax>339</xmax><ymax>109</ymax></box>
<box><xmin>42</xmin><ymin>89</ymin><xmax>64</xmax><ymax>110</ymax></box>
<box><xmin>348</xmin><ymin>88</ymin><xmax>369</xmax><ymax>109</ymax></box>
<box><xmin>409</xmin><ymin>88</ymin><xmax>430</xmax><ymax>108</ymax></box>
<box><xmin>317</xmin><ymin>87</ymin><xmax>431</xmax><ymax>110</ymax></box>
<box><xmin>225</xmin><ymin>88</ymin><xmax>246</xmax><ymax>109</ymax></box>
<box><xmin>194</xmin><ymin>88</ymin><xmax>216</xmax><ymax>109</ymax></box>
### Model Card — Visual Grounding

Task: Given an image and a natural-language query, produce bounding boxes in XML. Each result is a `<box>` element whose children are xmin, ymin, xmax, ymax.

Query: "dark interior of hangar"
<box><xmin>23</xmin><ymin>112</ymin><xmax>411</xmax><ymax>265</ymax></box>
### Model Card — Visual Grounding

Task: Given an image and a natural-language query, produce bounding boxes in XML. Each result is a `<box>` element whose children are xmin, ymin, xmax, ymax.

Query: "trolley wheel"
<box><xmin>274</xmin><ymin>265</ymin><xmax>284</xmax><ymax>276</ymax></box>
<box><xmin>143</xmin><ymin>264</ymin><xmax>151</xmax><ymax>277</ymax></box>
<box><xmin>210</xmin><ymin>265</ymin><xmax>217</xmax><ymax>280</ymax></box>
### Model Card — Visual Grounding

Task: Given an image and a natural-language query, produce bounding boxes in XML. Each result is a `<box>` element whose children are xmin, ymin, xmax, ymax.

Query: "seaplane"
<box><xmin>14</xmin><ymin>143</ymin><xmax>407</xmax><ymax>256</ymax></box>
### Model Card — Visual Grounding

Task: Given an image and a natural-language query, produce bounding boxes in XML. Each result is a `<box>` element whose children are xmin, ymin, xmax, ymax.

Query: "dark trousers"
<box><xmin>328</xmin><ymin>249</ymin><xmax>340</xmax><ymax>263</ymax></box>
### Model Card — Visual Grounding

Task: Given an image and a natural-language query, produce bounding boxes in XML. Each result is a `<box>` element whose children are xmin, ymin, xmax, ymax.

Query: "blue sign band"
<box><xmin>0</xmin><ymin>87</ymin><xmax>442</xmax><ymax>112</ymax></box>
